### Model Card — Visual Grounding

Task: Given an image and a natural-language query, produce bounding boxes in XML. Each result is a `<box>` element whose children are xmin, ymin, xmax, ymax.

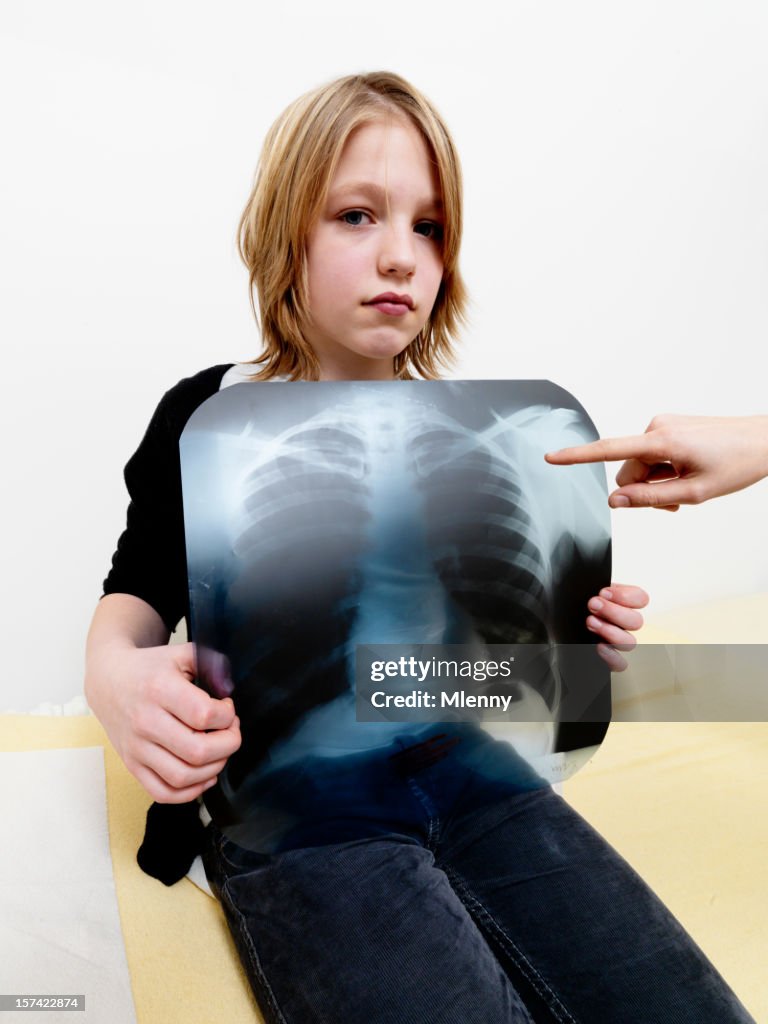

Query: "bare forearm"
<box><xmin>87</xmin><ymin>593</ymin><xmax>169</xmax><ymax>651</ymax></box>
<box><xmin>84</xmin><ymin>594</ymin><xmax>169</xmax><ymax>705</ymax></box>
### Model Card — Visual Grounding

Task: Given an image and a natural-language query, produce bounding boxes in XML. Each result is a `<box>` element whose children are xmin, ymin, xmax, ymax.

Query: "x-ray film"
<box><xmin>180</xmin><ymin>381</ymin><xmax>612</xmax><ymax>851</ymax></box>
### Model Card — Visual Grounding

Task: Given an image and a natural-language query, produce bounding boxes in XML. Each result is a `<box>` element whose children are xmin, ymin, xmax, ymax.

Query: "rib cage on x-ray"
<box><xmin>181</xmin><ymin>381</ymin><xmax>611</xmax><ymax>806</ymax></box>
<box><xmin>404</xmin><ymin>406</ymin><xmax>560</xmax><ymax>715</ymax></box>
<box><xmin>224</xmin><ymin>414</ymin><xmax>373</xmax><ymax>783</ymax></box>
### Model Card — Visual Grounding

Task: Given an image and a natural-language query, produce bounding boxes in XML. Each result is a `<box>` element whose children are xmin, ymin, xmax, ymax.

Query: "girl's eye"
<box><xmin>415</xmin><ymin>221</ymin><xmax>444</xmax><ymax>242</ymax></box>
<box><xmin>340</xmin><ymin>210</ymin><xmax>372</xmax><ymax>227</ymax></box>
<box><xmin>340</xmin><ymin>210</ymin><xmax>443</xmax><ymax>242</ymax></box>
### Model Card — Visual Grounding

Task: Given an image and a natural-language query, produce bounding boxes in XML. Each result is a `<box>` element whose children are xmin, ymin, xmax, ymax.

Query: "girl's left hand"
<box><xmin>585</xmin><ymin>583</ymin><xmax>649</xmax><ymax>671</ymax></box>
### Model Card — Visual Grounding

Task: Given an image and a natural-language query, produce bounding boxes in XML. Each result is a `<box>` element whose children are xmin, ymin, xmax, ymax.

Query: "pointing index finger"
<box><xmin>545</xmin><ymin>435</ymin><xmax>660</xmax><ymax>465</ymax></box>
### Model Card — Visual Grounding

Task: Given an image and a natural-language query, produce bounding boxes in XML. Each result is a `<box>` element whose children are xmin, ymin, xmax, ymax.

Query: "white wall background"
<box><xmin>1</xmin><ymin>1</ymin><xmax>766</xmax><ymax>709</ymax></box>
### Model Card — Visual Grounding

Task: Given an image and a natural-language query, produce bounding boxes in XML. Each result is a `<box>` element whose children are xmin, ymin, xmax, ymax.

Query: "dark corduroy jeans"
<box><xmin>201</xmin><ymin>725</ymin><xmax>754</xmax><ymax>1024</ymax></box>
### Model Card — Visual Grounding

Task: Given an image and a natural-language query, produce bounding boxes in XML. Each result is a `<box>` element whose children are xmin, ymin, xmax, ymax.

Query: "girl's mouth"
<box><xmin>367</xmin><ymin>301</ymin><xmax>411</xmax><ymax>317</ymax></box>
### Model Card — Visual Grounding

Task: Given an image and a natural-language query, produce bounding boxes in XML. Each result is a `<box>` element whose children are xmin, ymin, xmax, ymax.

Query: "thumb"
<box><xmin>609</xmin><ymin>478</ymin><xmax>701</xmax><ymax>509</ymax></box>
<box><xmin>203</xmin><ymin>649</ymin><xmax>235</xmax><ymax>698</ymax></box>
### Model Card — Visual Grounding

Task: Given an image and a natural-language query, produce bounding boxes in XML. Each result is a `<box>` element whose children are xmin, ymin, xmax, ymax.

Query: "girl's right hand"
<box><xmin>87</xmin><ymin>641</ymin><xmax>241</xmax><ymax>803</ymax></box>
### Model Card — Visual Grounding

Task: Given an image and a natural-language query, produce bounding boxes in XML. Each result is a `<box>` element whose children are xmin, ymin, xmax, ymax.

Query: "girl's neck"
<box><xmin>317</xmin><ymin>370</ymin><xmax>397</xmax><ymax>382</ymax></box>
<box><xmin>313</xmin><ymin>350</ymin><xmax>397</xmax><ymax>383</ymax></box>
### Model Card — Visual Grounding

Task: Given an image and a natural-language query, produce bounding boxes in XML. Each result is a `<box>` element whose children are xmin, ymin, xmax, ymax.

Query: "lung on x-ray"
<box><xmin>180</xmin><ymin>380</ymin><xmax>612</xmax><ymax>850</ymax></box>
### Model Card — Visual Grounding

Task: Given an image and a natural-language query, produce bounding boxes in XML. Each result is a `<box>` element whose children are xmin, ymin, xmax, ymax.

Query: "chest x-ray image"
<box><xmin>181</xmin><ymin>381</ymin><xmax>612</xmax><ymax>851</ymax></box>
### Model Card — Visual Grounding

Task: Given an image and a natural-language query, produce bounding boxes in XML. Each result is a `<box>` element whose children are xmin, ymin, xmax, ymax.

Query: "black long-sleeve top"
<box><xmin>102</xmin><ymin>364</ymin><xmax>234</xmax><ymax>631</ymax></box>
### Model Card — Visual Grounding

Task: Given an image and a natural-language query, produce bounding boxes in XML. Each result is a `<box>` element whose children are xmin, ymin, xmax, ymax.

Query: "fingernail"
<box><xmin>597</xmin><ymin>643</ymin><xmax>623</xmax><ymax>669</ymax></box>
<box><xmin>610</xmin><ymin>495</ymin><xmax>630</xmax><ymax>507</ymax></box>
<box><xmin>203</xmin><ymin>779</ymin><xmax>217</xmax><ymax>790</ymax></box>
<box><xmin>600</xmin><ymin>588</ymin><xmax>613</xmax><ymax>600</ymax></box>
<box><xmin>588</xmin><ymin>598</ymin><xmax>603</xmax><ymax>612</ymax></box>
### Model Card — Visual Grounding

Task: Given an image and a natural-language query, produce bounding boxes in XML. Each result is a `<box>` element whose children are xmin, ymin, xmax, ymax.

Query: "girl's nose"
<box><xmin>377</xmin><ymin>222</ymin><xmax>417</xmax><ymax>278</ymax></box>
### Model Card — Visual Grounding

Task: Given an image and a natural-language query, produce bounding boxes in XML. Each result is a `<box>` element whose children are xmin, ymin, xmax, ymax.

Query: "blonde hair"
<box><xmin>237</xmin><ymin>71</ymin><xmax>470</xmax><ymax>380</ymax></box>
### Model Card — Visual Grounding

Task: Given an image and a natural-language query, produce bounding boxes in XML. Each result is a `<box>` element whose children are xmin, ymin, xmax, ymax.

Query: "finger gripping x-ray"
<box><xmin>181</xmin><ymin>380</ymin><xmax>611</xmax><ymax>849</ymax></box>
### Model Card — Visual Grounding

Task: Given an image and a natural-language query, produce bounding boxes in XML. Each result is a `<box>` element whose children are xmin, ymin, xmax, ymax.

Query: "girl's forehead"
<box><xmin>338</xmin><ymin>116</ymin><xmax>425</xmax><ymax>164</ymax></box>
<box><xmin>329</xmin><ymin>117</ymin><xmax>441</xmax><ymax>206</ymax></box>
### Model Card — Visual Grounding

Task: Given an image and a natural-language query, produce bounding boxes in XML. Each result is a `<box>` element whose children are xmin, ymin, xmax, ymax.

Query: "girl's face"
<box><xmin>304</xmin><ymin>115</ymin><xmax>445</xmax><ymax>380</ymax></box>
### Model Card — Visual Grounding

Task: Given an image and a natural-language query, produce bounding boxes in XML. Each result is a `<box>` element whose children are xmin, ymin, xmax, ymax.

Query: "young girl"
<box><xmin>85</xmin><ymin>72</ymin><xmax>754</xmax><ymax>1023</ymax></box>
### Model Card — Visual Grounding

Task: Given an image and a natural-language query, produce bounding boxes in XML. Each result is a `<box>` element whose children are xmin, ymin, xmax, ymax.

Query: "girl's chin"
<box><xmin>355</xmin><ymin>333</ymin><xmax>415</xmax><ymax>361</ymax></box>
<box><xmin>311</xmin><ymin>331</ymin><xmax>416</xmax><ymax>376</ymax></box>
